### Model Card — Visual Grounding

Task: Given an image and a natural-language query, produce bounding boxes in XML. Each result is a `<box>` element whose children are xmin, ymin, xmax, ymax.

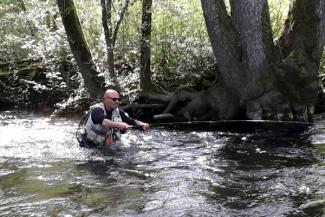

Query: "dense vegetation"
<box><xmin>1</xmin><ymin>0</ymin><xmax>214</xmax><ymax>91</ymax></box>
<box><xmin>0</xmin><ymin>0</ymin><xmax>324</xmax><ymax>118</ymax></box>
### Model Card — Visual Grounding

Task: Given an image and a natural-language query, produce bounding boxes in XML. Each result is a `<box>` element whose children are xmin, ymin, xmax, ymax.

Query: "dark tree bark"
<box><xmin>268</xmin><ymin>0</ymin><xmax>325</xmax><ymax>121</ymax></box>
<box><xmin>201</xmin><ymin>0</ymin><xmax>244</xmax><ymax>92</ymax></box>
<box><xmin>57</xmin><ymin>0</ymin><xmax>104</xmax><ymax>98</ymax></box>
<box><xmin>199</xmin><ymin>0</ymin><xmax>324</xmax><ymax>121</ymax></box>
<box><xmin>101</xmin><ymin>0</ymin><xmax>129</xmax><ymax>92</ymax></box>
<box><xmin>231</xmin><ymin>1</ymin><xmax>276</xmax><ymax>85</ymax></box>
<box><xmin>139</xmin><ymin>0</ymin><xmax>153</xmax><ymax>92</ymax></box>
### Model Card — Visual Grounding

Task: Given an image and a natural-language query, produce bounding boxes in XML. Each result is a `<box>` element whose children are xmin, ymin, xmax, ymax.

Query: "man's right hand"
<box><xmin>102</xmin><ymin>119</ymin><xmax>130</xmax><ymax>130</ymax></box>
<box><xmin>115</xmin><ymin>122</ymin><xmax>130</xmax><ymax>130</ymax></box>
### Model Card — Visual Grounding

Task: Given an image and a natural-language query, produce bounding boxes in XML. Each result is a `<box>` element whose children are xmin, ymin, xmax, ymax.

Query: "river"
<box><xmin>0</xmin><ymin>110</ymin><xmax>324</xmax><ymax>217</ymax></box>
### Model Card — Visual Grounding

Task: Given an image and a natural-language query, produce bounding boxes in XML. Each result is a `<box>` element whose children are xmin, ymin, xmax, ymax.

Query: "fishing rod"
<box><xmin>128</xmin><ymin>121</ymin><xmax>207</xmax><ymax>129</ymax></box>
<box><xmin>132</xmin><ymin>120</ymin><xmax>312</xmax><ymax>127</ymax></box>
<box><xmin>129</xmin><ymin>119</ymin><xmax>312</xmax><ymax>131</ymax></box>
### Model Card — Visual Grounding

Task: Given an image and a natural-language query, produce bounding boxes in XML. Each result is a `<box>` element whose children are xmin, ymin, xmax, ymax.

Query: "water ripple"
<box><xmin>0</xmin><ymin>110</ymin><xmax>324</xmax><ymax>217</ymax></box>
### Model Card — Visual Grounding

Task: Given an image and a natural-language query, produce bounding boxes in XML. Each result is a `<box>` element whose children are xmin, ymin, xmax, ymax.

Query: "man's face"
<box><xmin>104</xmin><ymin>92</ymin><xmax>120</xmax><ymax>110</ymax></box>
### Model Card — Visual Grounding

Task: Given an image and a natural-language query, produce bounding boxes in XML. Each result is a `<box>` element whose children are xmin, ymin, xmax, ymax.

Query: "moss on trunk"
<box><xmin>57</xmin><ymin>0</ymin><xmax>105</xmax><ymax>98</ymax></box>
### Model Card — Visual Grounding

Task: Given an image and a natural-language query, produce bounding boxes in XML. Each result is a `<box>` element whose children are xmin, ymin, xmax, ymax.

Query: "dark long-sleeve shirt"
<box><xmin>91</xmin><ymin>107</ymin><xmax>138</xmax><ymax>126</ymax></box>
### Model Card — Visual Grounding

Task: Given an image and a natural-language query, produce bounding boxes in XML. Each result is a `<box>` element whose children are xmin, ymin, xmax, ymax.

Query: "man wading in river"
<box><xmin>79</xmin><ymin>89</ymin><xmax>149</xmax><ymax>148</ymax></box>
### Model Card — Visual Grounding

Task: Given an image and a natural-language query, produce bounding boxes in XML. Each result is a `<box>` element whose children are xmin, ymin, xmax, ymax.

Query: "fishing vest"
<box><xmin>84</xmin><ymin>103</ymin><xmax>122</xmax><ymax>146</ymax></box>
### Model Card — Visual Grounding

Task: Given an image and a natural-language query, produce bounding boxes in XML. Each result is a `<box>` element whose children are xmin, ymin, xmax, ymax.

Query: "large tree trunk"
<box><xmin>198</xmin><ymin>0</ymin><xmax>325</xmax><ymax>121</ymax></box>
<box><xmin>148</xmin><ymin>0</ymin><xmax>324</xmax><ymax>122</ymax></box>
<box><xmin>139</xmin><ymin>0</ymin><xmax>153</xmax><ymax>92</ymax></box>
<box><xmin>200</xmin><ymin>0</ymin><xmax>244</xmax><ymax>92</ymax></box>
<box><xmin>57</xmin><ymin>0</ymin><xmax>104</xmax><ymax>98</ymax></box>
<box><xmin>231</xmin><ymin>1</ymin><xmax>277</xmax><ymax>94</ymax></box>
<box><xmin>268</xmin><ymin>0</ymin><xmax>325</xmax><ymax>121</ymax></box>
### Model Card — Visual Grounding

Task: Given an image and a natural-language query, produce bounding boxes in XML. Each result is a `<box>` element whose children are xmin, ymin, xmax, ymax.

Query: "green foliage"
<box><xmin>268</xmin><ymin>0</ymin><xmax>290</xmax><ymax>38</ymax></box>
<box><xmin>0</xmin><ymin>0</ymin><xmax>69</xmax><ymax>61</ymax></box>
<box><xmin>62</xmin><ymin>0</ymin><xmax>215</xmax><ymax>90</ymax></box>
<box><xmin>0</xmin><ymin>0</ymin><xmax>323</xmax><ymax>93</ymax></box>
<box><xmin>149</xmin><ymin>0</ymin><xmax>215</xmax><ymax>89</ymax></box>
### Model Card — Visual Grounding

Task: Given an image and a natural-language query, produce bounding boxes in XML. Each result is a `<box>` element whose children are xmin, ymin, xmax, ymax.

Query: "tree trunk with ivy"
<box><xmin>149</xmin><ymin>0</ymin><xmax>324</xmax><ymax>122</ymax></box>
<box><xmin>57</xmin><ymin>0</ymin><xmax>104</xmax><ymax>98</ymax></box>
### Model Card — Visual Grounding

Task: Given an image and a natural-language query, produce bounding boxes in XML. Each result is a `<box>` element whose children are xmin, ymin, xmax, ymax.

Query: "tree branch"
<box><xmin>112</xmin><ymin>0</ymin><xmax>130</xmax><ymax>47</ymax></box>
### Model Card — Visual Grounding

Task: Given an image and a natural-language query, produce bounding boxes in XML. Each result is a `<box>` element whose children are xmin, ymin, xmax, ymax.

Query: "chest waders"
<box><xmin>105</xmin><ymin>109</ymin><xmax>122</xmax><ymax>145</ymax></box>
<box><xmin>80</xmin><ymin>103</ymin><xmax>122</xmax><ymax>146</ymax></box>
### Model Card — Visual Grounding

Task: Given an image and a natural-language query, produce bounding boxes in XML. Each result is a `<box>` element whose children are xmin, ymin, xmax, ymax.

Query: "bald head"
<box><xmin>104</xmin><ymin>89</ymin><xmax>119</xmax><ymax>98</ymax></box>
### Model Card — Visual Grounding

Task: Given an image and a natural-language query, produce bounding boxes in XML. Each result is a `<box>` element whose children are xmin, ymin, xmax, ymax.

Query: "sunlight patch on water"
<box><xmin>0</xmin><ymin>115</ymin><xmax>86</xmax><ymax>161</ymax></box>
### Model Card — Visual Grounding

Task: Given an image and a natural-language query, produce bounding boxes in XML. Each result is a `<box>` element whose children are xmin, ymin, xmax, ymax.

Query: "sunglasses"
<box><xmin>106</xmin><ymin>97</ymin><xmax>120</xmax><ymax>102</ymax></box>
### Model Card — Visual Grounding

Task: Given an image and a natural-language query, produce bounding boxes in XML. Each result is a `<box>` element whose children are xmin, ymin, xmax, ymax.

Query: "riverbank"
<box><xmin>2</xmin><ymin>58</ymin><xmax>325</xmax><ymax>122</ymax></box>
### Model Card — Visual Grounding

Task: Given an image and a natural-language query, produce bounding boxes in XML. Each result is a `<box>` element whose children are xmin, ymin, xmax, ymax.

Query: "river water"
<box><xmin>0</xmin><ymin>110</ymin><xmax>324</xmax><ymax>217</ymax></box>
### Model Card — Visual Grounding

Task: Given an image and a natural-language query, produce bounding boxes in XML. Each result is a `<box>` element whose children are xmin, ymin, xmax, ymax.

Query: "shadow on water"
<box><xmin>222</xmin><ymin>130</ymin><xmax>315</xmax><ymax>167</ymax></box>
<box><xmin>203</xmin><ymin>130</ymin><xmax>324</xmax><ymax>217</ymax></box>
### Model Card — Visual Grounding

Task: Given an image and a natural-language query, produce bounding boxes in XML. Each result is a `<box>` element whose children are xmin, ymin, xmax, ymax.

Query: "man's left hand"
<box><xmin>141</xmin><ymin>123</ymin><xmax>150</xmax><ymax>130</ymax></box>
